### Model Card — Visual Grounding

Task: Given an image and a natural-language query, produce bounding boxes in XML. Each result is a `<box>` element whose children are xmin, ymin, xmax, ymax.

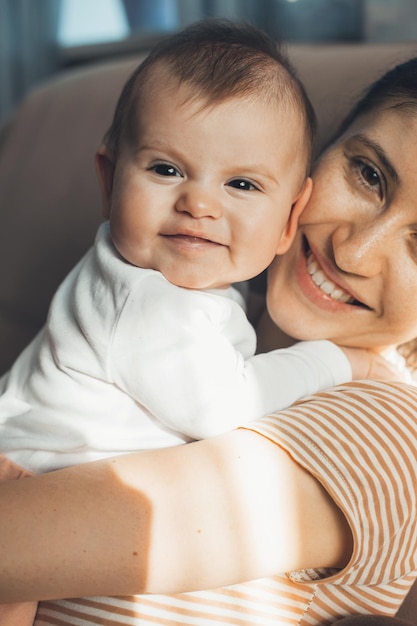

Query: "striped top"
<box><xmin>34</xmin><ymin>381</ymin><xmax>417</xmax><ymax>626</ymax></box>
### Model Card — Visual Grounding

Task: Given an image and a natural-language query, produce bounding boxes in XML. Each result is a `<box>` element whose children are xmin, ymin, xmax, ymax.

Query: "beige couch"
<box><xmin>1</xmin><ymin>39</ymin><xmax>417</xmax><ymax>621</ymax></box>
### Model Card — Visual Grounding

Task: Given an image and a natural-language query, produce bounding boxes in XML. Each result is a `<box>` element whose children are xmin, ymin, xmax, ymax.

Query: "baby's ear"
<box><xmin>276</xmin><ymin>177</ymin><xmax>313</xmax><ymax>254</ymax></box>
<box><xmin>95</xmin><ymin>145</ymin><xmax>116</xmax><ymax>218</ymax></box>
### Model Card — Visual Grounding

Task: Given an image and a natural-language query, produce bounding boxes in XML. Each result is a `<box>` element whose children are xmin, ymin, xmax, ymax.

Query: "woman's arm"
<box><xmin>0</xmin><ymin>429</ymin><xmax>351</xmax><ymax>603</ymax></box>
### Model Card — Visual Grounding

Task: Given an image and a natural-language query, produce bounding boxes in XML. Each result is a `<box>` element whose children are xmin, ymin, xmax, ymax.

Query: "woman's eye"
<box><xmin>352</xmin><ymin>158</ymin><xmax>384</xmax><ymax>198</ymax></box>
<box><xmin>227</xmin><ymin>178</ymin><xmax>258</xmax><ymax>191</ymax></box>
<box><xmin>151</xmin><ymin>163</ymin><xmax>181</xmax><ymax>177</ymax></box>
<box><xmin>359</xmin><ymin>163</ymin><xmax>380</xmax><ymax>187</ymax></box>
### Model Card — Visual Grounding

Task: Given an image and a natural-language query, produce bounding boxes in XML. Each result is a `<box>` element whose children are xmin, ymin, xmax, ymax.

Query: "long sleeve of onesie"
<box><xmin>111</xmin><ymin>271</ymin><xmax>351</xmax><ymax>439</ymax></box>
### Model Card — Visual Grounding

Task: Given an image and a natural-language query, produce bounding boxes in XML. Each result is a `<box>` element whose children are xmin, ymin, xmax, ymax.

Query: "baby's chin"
<box><xmin>158</xmin><ymin>267</ymin><xmax>231</xmax><ymax>291</ymax></box>
<box><xmin>158</xmin><ymin>276</ymin><xmax>226</xmax><ymax>291</ymax></box>
<box><xmin>175</xmin><ymin>279</ymin><xmax>231</xmax><ymax>291</ymax></box>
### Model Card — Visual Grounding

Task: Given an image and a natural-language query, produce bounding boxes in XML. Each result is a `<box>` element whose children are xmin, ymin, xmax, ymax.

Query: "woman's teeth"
<box><xmin>306</xmin><ymin>252</ymin><xmax>354</xmax><ymax>303</ymax></box>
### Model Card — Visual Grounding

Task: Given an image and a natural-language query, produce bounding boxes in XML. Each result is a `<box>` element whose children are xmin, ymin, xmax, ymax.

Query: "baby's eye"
<box><xmin>151</xmin><ymin>163</ymin><xmax>181</xmax><ymax>177</ymax></box>
<box><xmin>227</xmin><ymin>178</ymin><xmax>258</xmax><ymax>191</ymax></box>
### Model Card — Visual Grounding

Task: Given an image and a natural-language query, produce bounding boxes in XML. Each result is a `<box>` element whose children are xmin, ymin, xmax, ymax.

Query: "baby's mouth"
<box><xmin>306</xmin><ymin>250</ymin><xmax>367</xmax><ymax>307</ymax></box>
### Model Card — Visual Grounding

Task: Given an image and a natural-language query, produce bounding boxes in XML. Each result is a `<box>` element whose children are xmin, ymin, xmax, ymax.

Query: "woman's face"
<box><xmin>267</xmin><ymin>107</ymin><xmax>417</xmax><ymax>350</ymax></box>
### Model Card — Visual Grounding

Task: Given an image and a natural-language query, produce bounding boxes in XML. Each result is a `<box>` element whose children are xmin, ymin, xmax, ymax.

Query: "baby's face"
<box><xmin>101</xmin><ymin>79</ymin><xmax>308</xmax><ymax>290</ymax></box>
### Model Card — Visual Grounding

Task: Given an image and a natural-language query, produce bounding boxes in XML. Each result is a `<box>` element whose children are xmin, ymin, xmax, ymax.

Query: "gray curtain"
<box><xmin>122</xmin><ymin>0</ymin><xmax>180</xmax><ymax>31</ymax></box>
<box><xmin>175</xmin><ymin>0</ymin><xmax>363</xmax><ymax>42</ymax></box>
<box><xmin>121</xmin><ymin>0</ymin><xmax>286</xmax><ymax>38</ymax></box>
<box><xmin>0</xmin><ymin>0</ymin><xmax>62</xmax><ymax>125</ymax></box>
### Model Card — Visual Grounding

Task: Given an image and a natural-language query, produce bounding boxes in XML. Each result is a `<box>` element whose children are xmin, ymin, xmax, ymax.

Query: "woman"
<box><xmin>1</xmin><ymin>56</ymin><xmax>417</xmax><ymax>626</ymax></box>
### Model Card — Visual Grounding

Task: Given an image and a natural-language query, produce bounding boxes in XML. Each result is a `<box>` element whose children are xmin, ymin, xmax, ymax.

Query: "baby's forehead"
<box><xmin>134</xmin><ymin>86</ymin><xmax>304</xmax><ymax>150</ymax></box>
<box><xmin>138</xmin><ymin>71</ymin><xmax>301</xmax><ymax>121</ymax></box>
<box><xmin>124</xmin><ymin>64</ymin><xmax>311</xmax><ymax>174</ymax></box>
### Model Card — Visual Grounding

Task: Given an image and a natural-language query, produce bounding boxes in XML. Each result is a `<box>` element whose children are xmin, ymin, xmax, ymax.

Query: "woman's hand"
<box><xmin>340</xmin><ymin>346</ymin><xmax>415</xmax><ymax>383</ymax></box>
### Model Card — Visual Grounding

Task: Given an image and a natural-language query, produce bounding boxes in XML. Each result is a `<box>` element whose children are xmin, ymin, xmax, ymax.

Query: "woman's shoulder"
<box><xmin>246</xmin><ymin>380</ymin><xmax>417</xmax><ymax>584</ymax></box>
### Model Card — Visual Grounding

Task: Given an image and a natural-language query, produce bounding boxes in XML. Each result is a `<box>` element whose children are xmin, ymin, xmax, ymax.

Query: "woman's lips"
<box><xmin>300</xmin><ymin>240</ymin><xmax>370</xmax><ymax>310</ymax></box>
<box><xmin>306</xmin><ymin>251</ymin><xmax>355</xmax><ymax>303</ymax></box>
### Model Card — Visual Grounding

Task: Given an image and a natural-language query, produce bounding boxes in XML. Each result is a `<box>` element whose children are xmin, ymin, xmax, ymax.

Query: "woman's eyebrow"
<box><xmin>351</xmin><ymin>133</ymin><xmax>399</xmax><ymax>183</ymax></box>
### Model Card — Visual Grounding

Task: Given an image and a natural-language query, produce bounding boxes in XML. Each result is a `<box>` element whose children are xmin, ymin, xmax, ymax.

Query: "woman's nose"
<box><xmin>333</xmin><ymin>220</ymin><xmax>390</xmax><ymax>277</ymax></box>
<box><xmin>175</xmin><ymin>183</ymin><xmax>223</xmax><ymax>219</ymax></box>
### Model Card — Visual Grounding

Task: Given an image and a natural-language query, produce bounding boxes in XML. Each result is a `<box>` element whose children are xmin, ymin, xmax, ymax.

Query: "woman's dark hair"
<box><xmin>334</xmin><ymin>56</ymin><xmax>417</xmax><ymax>142</ymax></box>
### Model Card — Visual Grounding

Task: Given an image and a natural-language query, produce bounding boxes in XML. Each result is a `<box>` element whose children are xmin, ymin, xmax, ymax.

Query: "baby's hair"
<box><xmin>332</xmin><ymin>56</ymin><xmax>417</xmax><ymax>143</ymax></box>
<box><xmin>103</xmin><ymin>19</ymin><xmax>316</xmax><ymax>172</ymax></box>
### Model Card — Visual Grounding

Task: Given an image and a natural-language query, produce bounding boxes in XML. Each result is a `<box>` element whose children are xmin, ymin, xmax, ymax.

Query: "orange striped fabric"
<box><xmin>34</xmin><ymin>381</ymin><xmax>417</xmax><ymax>625</ymax></box>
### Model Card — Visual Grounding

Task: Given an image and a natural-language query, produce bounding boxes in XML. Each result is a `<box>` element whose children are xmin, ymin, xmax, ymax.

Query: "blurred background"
<box><xmin>1</xmin><ymin>0</ymin><xmax>416</xmax><ymax>126</ymax></box>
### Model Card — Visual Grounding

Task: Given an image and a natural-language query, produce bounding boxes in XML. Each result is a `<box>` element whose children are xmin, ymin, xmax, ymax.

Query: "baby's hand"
<box><xmin>340</xmin><ymin>346</ymin><xmax>413</xmax><ymax>383</ymax></box>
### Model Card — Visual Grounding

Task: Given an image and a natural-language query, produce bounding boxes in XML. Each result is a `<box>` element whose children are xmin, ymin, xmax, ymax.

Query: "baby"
<box><xmin>0</xmin><ymin>19</ymin><xmax>372</xmax><ymax>473</ymax></box>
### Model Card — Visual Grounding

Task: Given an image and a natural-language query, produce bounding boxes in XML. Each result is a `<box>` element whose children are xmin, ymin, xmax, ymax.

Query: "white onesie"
<box><xmin>0</xmin><ymin>222</ymin><xmax>351</xmax><ymax>472</ymax></box>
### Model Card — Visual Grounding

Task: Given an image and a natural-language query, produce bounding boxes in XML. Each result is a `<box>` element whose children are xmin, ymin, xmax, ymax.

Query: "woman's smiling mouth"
<box><xmin>304</xmin><ymin>244</ymin><xmax>370</xmax><ymax>309</ymax></box>
<box><xmin>306</xmin><ymin>251</ymin><xmax>354</xmax><ymax>303</ymax></box>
